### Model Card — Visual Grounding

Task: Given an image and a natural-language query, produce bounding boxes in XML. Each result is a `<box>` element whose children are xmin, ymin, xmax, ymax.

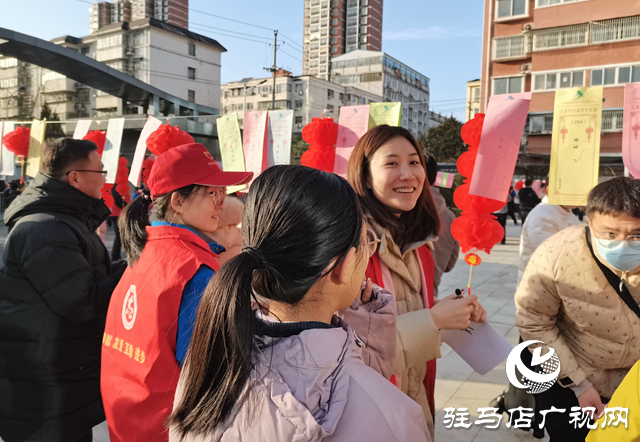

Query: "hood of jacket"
<box><xmin>430</xmin><ymin>187</ymin><xmax>448</xmax><ymax>216</ymax></box>
<box><xmin>4</xmin><ymin>171</ymin><xmax>110</xmax><ymax>231</ymax></box>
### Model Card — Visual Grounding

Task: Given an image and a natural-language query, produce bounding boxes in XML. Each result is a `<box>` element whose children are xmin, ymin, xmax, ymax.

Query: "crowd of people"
<box><xmin>0</xmin><ymin>127</ymin><xmax>639</xmax><ymax>442</ymax></box>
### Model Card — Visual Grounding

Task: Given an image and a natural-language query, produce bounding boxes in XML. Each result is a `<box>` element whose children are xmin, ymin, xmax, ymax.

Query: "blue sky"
<box><xmin>0</xmin><ymin>0</ymin><xmax>484</xmax><ymax>120</ymax></box>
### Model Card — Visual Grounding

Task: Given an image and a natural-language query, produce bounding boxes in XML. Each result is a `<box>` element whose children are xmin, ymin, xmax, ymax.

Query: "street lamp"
<box><xmin>238</xmin><ymin>77</ymin><xmax>267</xmax><ymax>124</ymax></box>
<box><xmin>3</xmin><ymin>85</ymin><xmax>25</xmax><ymax>120</ymax></box>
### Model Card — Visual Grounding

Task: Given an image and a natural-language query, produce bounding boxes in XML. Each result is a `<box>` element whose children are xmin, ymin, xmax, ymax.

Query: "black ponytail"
<box><xmin>169</xmin><ymin>165</ymin><xmax>363</xmax><ymax>439</ymax></box>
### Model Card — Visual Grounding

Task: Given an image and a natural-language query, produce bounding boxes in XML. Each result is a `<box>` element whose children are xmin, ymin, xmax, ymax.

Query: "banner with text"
<box><xmin>218</xmin><ymin>112</ymin><xmax>247</xmax><ymax>193</ymax></box>
<box><xmin>267</xmin><ymin>110</ymin><xmax>294</xmax><ymax>166</ymax></box>
<box><xmin>242</xmin><ymin>111</ymin><xmax>268</xmax><ymax>188</ymax></box>
<box><xmin>369</xmin><ymin>102</ymin><xmax>402</xmax><ymax>129</ymax></box>
<box><xmin>102</xmin><ymin>118</ymin><xmax>126</xmax><ymax>184</ymax></box>
<box><xmin>548</xmin><ymin>87</ymin><xmax>603</xmax><ymax>206</ymax></box>
<box><xmin>470</xmin><ymin>92</ymin><xmax>531</xmax><ymax>202</ymax></box>
<box><xmin>0</xmin><ymin>122</ymin><xmax>15</xmax><ymax>177</ymax></box>
<box><xmin>128</xmin><ymin>116</ymin><xmax>163</xmax><ymax>186</ymax></box>
<box><xmin>334</xmin><ymin>105</ymin><xmax>370</xmax><ymax>177</ymax></box>
<box><xmin>26</xmin><ymin>120</ymin><xmax>46</xmax><ymax>178</ymax></box>
<box><xmin>623</xmin><ymin>83</ymin><xmax>640</xmax><ymax>179</ymax></box>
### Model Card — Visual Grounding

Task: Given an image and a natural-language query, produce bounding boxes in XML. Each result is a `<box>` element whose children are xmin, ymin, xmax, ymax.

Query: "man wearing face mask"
<box><xmin>515</xmin><ymin>176</ymin><xmax>640</xmax><ymax>442</ymax></box>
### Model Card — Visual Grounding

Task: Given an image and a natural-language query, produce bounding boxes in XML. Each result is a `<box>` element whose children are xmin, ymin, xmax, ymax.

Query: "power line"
<box><xmin>279</xmin><ymin>49</ymin><xmax>302</xmax><ymax>63</ymax></box>
<box><xmin>189</xmin><ymin>8</ymin><xmax>273</xmax><ymax>31</ymax></box>
<box><xmin>277</xmin><ymin>32</ymin><xmax>304</xmax><ymax>50</ymax></box>
<box><xmin>190</xmin><ymin>22</ymin><xmax>273</xmax><ymax>42</ymax></box>
<box><xmin>189</xmin><ymin>26</ymin><xmax>270</xmax><ymax>45</ymax></box>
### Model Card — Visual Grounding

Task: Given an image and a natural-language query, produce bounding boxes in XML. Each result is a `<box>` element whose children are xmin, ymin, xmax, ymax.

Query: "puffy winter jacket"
<box><xmin>516</xmin><ymin>225</ymin><xmax>640</xmax><ymax>400</ymax></box>
<box><xmin>0</xmin><ymin>171</ymin><xmax>124</xmax><ymax>442</ymax></box>
<box><xmin>170</xmin><ymin>291</ymin><xmax>430</xmax><ymax>442</ymax></box>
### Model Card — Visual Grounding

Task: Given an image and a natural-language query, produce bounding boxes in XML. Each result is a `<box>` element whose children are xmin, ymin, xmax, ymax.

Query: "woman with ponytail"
<box><xmin>169</xmin><ymin>165</ymin><xmax>430</xmax><ymax>442</ymax></box>
<box><xmin>100</xmin><ymin>144</ymin><xmax>253</xmax><ymax>442</ymax></box>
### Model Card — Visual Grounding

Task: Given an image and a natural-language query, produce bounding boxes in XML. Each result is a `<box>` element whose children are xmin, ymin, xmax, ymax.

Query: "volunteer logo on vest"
<box><xmin>505</xmin><ymin>340</ymin><xmax>560</xmax><ymax>394</ymax></box>
<box><xmin>122</xmin><ymin>285</ymin><xmax>138</xmax><ymax>330</ymax></box>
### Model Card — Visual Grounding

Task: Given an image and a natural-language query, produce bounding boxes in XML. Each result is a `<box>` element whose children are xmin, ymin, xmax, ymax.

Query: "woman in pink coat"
<box><xmin>168</xmin><ymin>165</ymin><xmax>430</xmax><ymax>442</ymax></box>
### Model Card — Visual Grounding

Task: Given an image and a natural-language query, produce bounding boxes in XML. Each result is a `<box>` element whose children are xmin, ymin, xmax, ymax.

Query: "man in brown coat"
<box><xmin>515</xmin><ymin>177</ymin><xmax>640</xmax><ymax>442</ymax></box>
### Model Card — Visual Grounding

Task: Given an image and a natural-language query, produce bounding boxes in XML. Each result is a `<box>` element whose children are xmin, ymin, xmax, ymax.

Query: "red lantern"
<box><xmin>460</xmin><ymin>113</ymin><xmax>485</xmax><ymax>148</ymax></box>
<box><xmin>560</xmin><ymin>127</ymin><xmax>568</xmax><ymax>143</ymax></box>
<box><xmin>100</xmin><ymin>183</ymin><xmax>115</xmax><ymax>208</ymax></box>
<box><xmin>146</xmin><ymin>124</ymin><xmax>194</xmax><ymax>156</ymax></box>
<box><xmin>3</xmin><ymin>127</ymin><xmax>30</xmax><ymax>157</ymax></box>
<box><xmin>114</xmin><ymin>157</ymin><xmax>131</xmax><ymax>203</ymax></box>
<box><xmin>83</xmin><ymin>130</ymin><xmax>107</xmax><ymax>156</ymax></box>
<box><xmin>586</xmin><ymin>126</ymin><xmax>594</xmax><ymax>142</ymax></box>
<box><xmin>456</xmin><ymin>151</ymin><xmax>478</xmax><ymax>179</ymax></box>
<box><xmin>300</xmin><ymin>117</ymin><xmax>338</xmax><ymax>173</ymax></box>
<box><xmin>451</xmin><ymin>213</ymin><xmax>504</xmax><ymax>254</ymax></box>
<box><xmin>514</xmin><ymin>180</ymin><xmax>524</xmax><ymax>191</ymax></box>
<box><xmin>453</xmin><ymin>183</ymin><xmax>506</xmax><ymax>214</ymax></box>
<box><xmin>632</xmin><ymin>122</ymin><xmax>640</xmax><ymax>141</ymax></box>
<box><xmin>141</xmin><ymin>155</ymin><xmax>155</xmax><ymax>185</ymax></box>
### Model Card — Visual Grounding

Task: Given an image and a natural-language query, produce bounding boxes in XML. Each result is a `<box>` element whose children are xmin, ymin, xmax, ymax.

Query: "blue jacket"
<box><xmin>150</xmin><ymin>221</ymin><xmax>224</xmax><ymax>366</ymax></box>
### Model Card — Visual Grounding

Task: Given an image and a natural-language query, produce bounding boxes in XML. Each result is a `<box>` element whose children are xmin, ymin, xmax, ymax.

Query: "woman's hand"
<box><xmin>578</xmin><ymin>386</ymin><xmax>606</xmax><ymax>420</ymax></box>
<box><xmin>470</xmin><ymin>300</ymin><xmax>487</xmax><ymax>323</ymax></box>
<box><xmin>359</xmin><ymin>278</ymin><xmax>373</xmax><ymax>303</ymax></box>
<box><xmin>430</xmin><ymin>293</ymin><xmax>478</xmax><ymax>330</ymax></box>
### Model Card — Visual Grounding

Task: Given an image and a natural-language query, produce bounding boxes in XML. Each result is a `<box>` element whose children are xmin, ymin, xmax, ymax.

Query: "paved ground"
<box><xmin>0</xmin><ymin>219</ymin><xmax>544</xmax><ymax>442</ymax></box>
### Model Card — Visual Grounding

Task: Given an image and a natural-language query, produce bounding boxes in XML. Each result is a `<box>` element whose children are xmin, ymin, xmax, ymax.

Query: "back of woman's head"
<box><xmin>169</xmin><ymin>165</ymin><xmax>363</xmax><ymax>438</ymax></box>
<box><xmin>347</xmin><ymin>124</ymin><xmax>441</xmax><ymax>248</ymax></box>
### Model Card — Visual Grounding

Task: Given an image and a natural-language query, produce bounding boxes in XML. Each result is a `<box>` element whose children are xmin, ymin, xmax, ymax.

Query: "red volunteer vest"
<box><xmin>101</xmin><ymin>226</ymin><xmax>220</xmax><ymax>442</ymax></box>
<box><xmin>366</xmin><ymin>245</ymin><xmax>437</xmax><ymax>418</ymax></box>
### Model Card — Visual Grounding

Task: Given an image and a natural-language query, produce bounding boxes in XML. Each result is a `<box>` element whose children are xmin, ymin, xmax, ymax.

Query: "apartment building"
<box><xmin>0</xmin><ymin>17</ymin><xmax>224</xmax><ymax>120</ymax></box>
<box><xmin>466</xmin><ymin>79</ymin><xmax>481</xmax><ymax>122</ymax></box>
<box><xmin>302</xmin><ymin>0</ymin><xmax>383</xmax><ymax>81</ymax></box>
<box><xmin>90</xmin><ymin>0</ymin><xmax>188</xmax><ymax>34</ymax></box>
<box><xmin>330</xmin><ymin>50</ymin><xmax>431</xmax><ymax>136</ymax></box>
<box><xmin>481</xmin><ymin>0</ymin><xmax>640</xmax><ymax>159</ymax></box>
<box><xmin>221</xmin><ymin>69</ymin><xmax>381</xmax><ymax>133</ymax></box>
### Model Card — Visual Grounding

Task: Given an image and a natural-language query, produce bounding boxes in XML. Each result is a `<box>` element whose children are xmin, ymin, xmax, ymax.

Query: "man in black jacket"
<box><xmin>0</xmin><ymin>138</ymin><xmax>126</xmax><ymax>442</ymax></box>
<box><xmin>518</xmin><ymin>179</ymin><xmax>542</xmax><ymax>223</ymax></box>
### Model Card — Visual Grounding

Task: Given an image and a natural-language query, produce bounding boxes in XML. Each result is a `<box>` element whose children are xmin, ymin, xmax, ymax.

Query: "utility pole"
<box><xmin>271</xmin><ymin>30</ymin><xmax>278</xmax><ymax>110</ymax></box>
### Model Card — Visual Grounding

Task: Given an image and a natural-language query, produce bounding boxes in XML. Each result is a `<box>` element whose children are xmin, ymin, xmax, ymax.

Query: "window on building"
<box><xmin>188</xmin><ymin>67</ymin><xmax>196</xmax><ymax>79</ymax></box>
<box><xmin>493</xmin><ymin>76</ymin><xmax>522</xmax><ymax>95</ymax></box>
<box><xmin>0</xmin><ymin>58</ymin><xmax>18</xmax><ymax>68</ymax></box>
<box><xmin>591</xmin><ymin>65</ymin><xmax>640</xmax><ymax>86</ymax></box>
<box><xmin>188</xmin><ymin>90</ymin><xmax>195</xmax><ymax>102</ymax></box>
<box><xmin>327</xmin><ymin>89</ymin><xmax>334</xmax><ymax>99</ymax></box>
<box><xmin>0</xmin><ymin>78</ymin><xmax>18</xmax><ymax>89</ymax></box>
<box><xmin>332</xmin><ymin>18</ymin><xmax>338</xmax><ymax>25</ymax></box>
<box><xmin>496</xmin><ymin>0</ymin><xmax>527</xmax><ymax>19</ymax></box>
<box><xmin>536</xmin><ymin>0</ymin><xmax>577</xmax><ymax>6</ymax></box>
<box><xmin>295</xmin><ymin>100</ymin><xmax>303</xmax><ymax>109</ymax></box>
<box><xmin>472</xmin><ymin>87</ymin><xmax>481</xmax><ymax>102</ymax></box>
<box><xmin>493</xmin><ymin>35</ymin><xmax>525</xmax><ymax>60</ymax></box>
<box><xmin>332</xmin><ymin>47</ymin><xmax>339</xmax><ymax>54</ymax></box>
<box><xmin>533</xmin><ymin>70</ymin><xmax>585</xmax><ymax>91</ymax></box>
<box><xmin>331</xmin><ymin>28</ymin><xmax>338</xmax><ymax>35</ymax></box>
<box><xmin>358</xmin><ymin>97</ymin><xmax>365</xmax><ymax>104</ymax></box>
<box><xmin>188</xmin><ymin>43</ymin><xmax>196</xmax><ymax>56</ymax></box>
<box><xmin>295</xmin><ymin>116</ymin><xmax>303</xmax><ymax>124</ymax></box>
<box><xmin>327</xmin><ymin>104</ymin><xmax>335</xmax><ymax>110</ymax></box>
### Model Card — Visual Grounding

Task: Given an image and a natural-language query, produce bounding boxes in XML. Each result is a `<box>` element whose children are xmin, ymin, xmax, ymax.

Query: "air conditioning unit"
<box><xmin>297</xmin><ymin>124</ymin><xmax>303</xmax><ymax>128</ymax></box>
<box><xmin>125</xmin><ymin>47</ymin><xmax>135</xmax><ymax>56</ymax></box>
<box><xmin>261</xmin><ymin>94</ymin><xmax>269</xmax><ymax>97</ymax></box>
<box><xmin>523</xmin><ymin>23</ymin><xmax>534</xmax><ymax>32</ymax></box>
<box><xmin>298</xmin><ymin>91</ymin><xmax>304</xmax><ymax>95</ymax></box>
<box><xmin>520</xmin><ymin>63</ymin><xmax>532</xmax><ymax>74</ymax></box>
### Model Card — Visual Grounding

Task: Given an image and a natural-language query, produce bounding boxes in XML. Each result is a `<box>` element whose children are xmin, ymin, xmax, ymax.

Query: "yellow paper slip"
<box><xmin>368</xmin><ymin>102</ymin><xmax>402</xmax><ymax>129</ymax></box>
<box><xmin>26</xmin><ymin>120</ymin><xmax>47</xmax><ymax>178</ymax></box>
<box><xmin>548</xmin><ymin>87</ymin><xmax>603</xmax><ymax>206</ymax></box>
<box><xmin>217</xmin><ymin>112</ymin><xmax>247</xmax><ymax>194</ymax></box>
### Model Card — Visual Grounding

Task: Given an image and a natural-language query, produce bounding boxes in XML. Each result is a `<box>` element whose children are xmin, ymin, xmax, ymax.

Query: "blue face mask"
<box><xmin>594</xmin><ymin>237</ymin><xmax>640</xmax><ymax>272</ymax></box>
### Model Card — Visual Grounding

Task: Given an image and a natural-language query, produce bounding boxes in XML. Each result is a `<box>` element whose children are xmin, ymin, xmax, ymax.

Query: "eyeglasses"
<box><xmin>364</xmin><ymin>229</ymin><xmax>381</xmax><ymax>258</ymax></box>
<box><xmin>207</xmin><ymin>187</ymin><xmax>227</xmax><ymax>207</ymax></box>
<box><xmin>590</xmin><ymin>224</ymin><xmax>640</xmax><ymax>247</ymax></box>
<box><xmin>66</xmin><ymin>170</ymin><xmax>108</xmax><ymax>176</ymax></box>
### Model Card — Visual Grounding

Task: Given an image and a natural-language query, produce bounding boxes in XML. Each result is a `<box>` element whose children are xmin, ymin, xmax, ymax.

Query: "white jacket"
<box><xmin>518</xmin><ymin>202</ymin><xmax>581</xmax><ymax>279</ymax></box>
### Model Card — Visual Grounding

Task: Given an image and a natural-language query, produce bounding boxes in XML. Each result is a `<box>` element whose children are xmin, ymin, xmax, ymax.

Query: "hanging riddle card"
<box><xmin>267</xmin><ymin>110</ymin><xmax>294</xmax><ymax>166</ymax></box>
<box><xmin>623</xmin><ymin>84</ymin><xmax>640</xmax><ymax>179</ymax></box>
<box><xmin>548</xmin><ymin>87</ymin><xmax>603</xmax><ymax>206</ymax></box>
<box><xmin>102</xmin><ymin>118</ymin><xmax>126</xmax><ymax>184</ymax></box>
<box><xmin>217</xmin><ymin>112</ymin><xmax>247</xmax><ymax>193</ymax></box>
<box><xmin>26</xmin><ymin>120</ymin><xmax>46</xmax><ymax>178</ymax></box>
<box><xmin>72</xmin><ymin>119</ymin><xmax>93</xmax><ymax>140</ymax></box>
<box><xmin>434</xmin><ymin>171</ymin><xmax>455</xmax><ymax>188</ymax></box>
<box><xmin>369</xmin><ymin>102</ymin><xmax>402</xmax><ymax>129</ymax></box>
<box><xmin>242</xmin><ymin>111</ymin><xmax>268</xmax><ymax>188</ymax></box>
<box><xmin>334</xmin><ymin>105</ymin><xmax>370</xmax><ymax>178</ymax></box>
<box><xmin>470</xmin><ymin>92</ymin><xmax>532</xmax><ymax>202</ymax></box>
<box><xmin>128</xmin><ymin>116</ymin><xmax>162</xmax><ymax>186</ymax></box>
<box><xmin>0</xmin><ymin>122</ymin><xmax>15</xmax><ymax>177</ymax></box>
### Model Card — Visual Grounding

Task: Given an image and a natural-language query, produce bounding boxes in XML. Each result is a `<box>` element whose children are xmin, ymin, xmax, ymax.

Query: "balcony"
<box><xmin>493</xmin><ymin>35</ymin><xmax>526</xmax><ymax>60</ymax></box>
<box><xmin>602</xmin><ymin>109</ymin><xmax>624</xmax><ymax>132</ymax></box>
<box><xmin>592</xmin><ymin>16</ymin><xmax>640</xmax><ymax>45</ymax></box>
<box><xmin>531</xmin><ymin>23</ymin><xmax>589</xmax><ymax>52</ymax></box>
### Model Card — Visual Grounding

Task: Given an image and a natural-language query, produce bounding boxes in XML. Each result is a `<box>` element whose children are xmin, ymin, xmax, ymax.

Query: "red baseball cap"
<box><xmin>147</xmin><ymin>143</ymin><xmax>253</xmax><ymax>197</ymax></box>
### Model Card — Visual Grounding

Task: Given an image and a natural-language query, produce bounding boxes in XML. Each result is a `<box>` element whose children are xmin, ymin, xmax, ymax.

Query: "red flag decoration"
<box><xmin>451</xmin><ymin>113</ymin><xmax>504</xmax><ymax>254</ymax></box>
<box><xmin>2</xmin><ymin>126</ymin><xmax>30</xmax><ymax>157</ymax></box>
<box><xmin>83</xmin><ymin>130</ymin><xmax>107</xmax><ymax>156</ymax></box>
<box><xmin>146</xmin><ymin>124</ymin><xmax>194</xmax><ymax>156</ymax></box>
<box><xmin>300</xmin><ymin>117</ymin><xmax>339</xmax><ymax>173</ymax></box>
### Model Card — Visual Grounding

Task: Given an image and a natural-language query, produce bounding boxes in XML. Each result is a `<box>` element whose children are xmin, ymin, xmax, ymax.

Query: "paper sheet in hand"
<box><xmin>440</xmin><ymin>321</ymin><xmax>513</xmax><ymax>375</ymax></box>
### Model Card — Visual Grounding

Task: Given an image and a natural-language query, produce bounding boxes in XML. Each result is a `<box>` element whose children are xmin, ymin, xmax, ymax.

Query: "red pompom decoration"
<box><xmin>141</xmin><ymin>155</ymin><xmax>155</xmax><ymax>185</ymax></box>
<box><xmin>146</xmin><ymin>124</ymin><xmax>194</xmax><ymax>156</ymax></box>
<box><xmin>3</xmin><ymin>127</ymin><xmax>31</xmax><ymax>157</ymax></box>
<box><xmin>460</xmin><ymin>113</ymin><xmax>485</xmax><ymax>148</ymax></box>
<box><xmin>83</xmin><ymin>130</ymin><xmax>107</xmax><ymax>157</ymax></box>
<box><xmin>514</xmin><ymin>180</ymin><xmax>524</xmax><ymax>191</ymax></box>
<box><xmin>114</xmin><ymin>157</ymin><xmax>131</xmax><ymax>203</ymax></box>
<box><xmin>453</xmin><ymin>183</ymin><xmax>506</xmax><ymax>214</ymax></box>
<box><xmin>451</xmin><ymin>213</ymin><xmax>505</xmax><ymax>254</ymax></box>
<box><xmin>300</xmin><ymin>117</ymin><xmax>339</xmax><ymax>173</ymax></box>
<box><xmin>100</xmin><ymin>183</ymin><xmax>115</xmax><ymax>208</ymax></box>
<box><xmin>456</xmin><ymin>151</ymin><xmax>477</xmax><ymax>179</ymax></box>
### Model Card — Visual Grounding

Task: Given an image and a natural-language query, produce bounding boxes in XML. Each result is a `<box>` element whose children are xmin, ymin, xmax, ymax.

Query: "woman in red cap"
<box><xmin>100</xmin><ymin>143</ymin><xmax>253</xmax><ymax>442</ymax></box>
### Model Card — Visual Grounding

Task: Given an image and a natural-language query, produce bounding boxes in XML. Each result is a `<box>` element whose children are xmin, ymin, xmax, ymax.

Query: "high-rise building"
<box><xmin>91</xmin><ymin>0</ymin><xmax>188</xmax><ymax>33</ymax></box>
<box><xmin>480</xmin><ymin>0</ymin><xmax>639</xmax><ymax>168</ymax></box>
<box><xmin>303</xmin><ymin>0</ymin><xmax>382</xmax><ymax>81</ymax></box>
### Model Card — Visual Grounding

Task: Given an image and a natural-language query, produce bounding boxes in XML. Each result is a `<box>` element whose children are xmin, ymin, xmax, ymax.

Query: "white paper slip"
<box><xmin>73</xmin><ymin>120</ymin><xmax>93</xmax><ymax>140</ymax></box>
<box><xmin>129</xmin><ymin>116</ymin><xmax>162</xmax><ymax>186</ymax></box>
<box><xmin>440</xmin><ymin>321</ymin><xmax>514</xmax><ymax>375</ymax></box>
<box><xmin>102</xmin><ymin>118</ymin><xmax>125</xmax><ymax>184</ymax></box>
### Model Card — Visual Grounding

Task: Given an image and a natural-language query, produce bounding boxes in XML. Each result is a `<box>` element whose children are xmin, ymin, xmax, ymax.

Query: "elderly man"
<box><xmin>0</xmin><ymin>138</ymin><xmax>126</xmax><ymax>442</ymax></box>
<box><xmin>515</xmin><ymin>177</ymin><xmax>640</xmax><ymax>442</ymax></box>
